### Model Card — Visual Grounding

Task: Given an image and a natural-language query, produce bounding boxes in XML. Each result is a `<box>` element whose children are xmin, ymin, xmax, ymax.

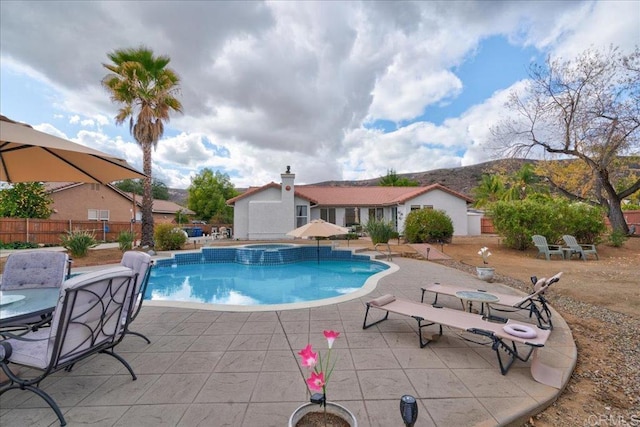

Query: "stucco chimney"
<box><xmin>281</xmin><ymin>166</ymin><xmax>295</xmax><ymax>200</ymax></box>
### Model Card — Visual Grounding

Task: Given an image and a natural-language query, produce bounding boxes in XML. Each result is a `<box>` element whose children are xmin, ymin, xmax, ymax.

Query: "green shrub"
<box><xmin>154</xmin><ymin>223</ymin><xmax>187</xmax><ymax>250</ymax></box>
<box><xmin>607</xmin><ymin>229</ymin><xmax>628</xmax><ymax>247</ymax></box>
<box><xmin>117</xmin><ymin>230</ymin><xmax>136</xmax><ymax>252</ymax></box>
<box><xmin>60</xmin><ymin>229</ymin><xmax>97</xmax><ymax>258</ymax></box>
<box><xmin>403</xmin><ymin>209</ymin><xmax>454</xmax><ymax>244</ymax></box>
<box><xmin>559</xmin><ymin>202</ymin><xmax>606</xmax><ymax>244</ymax></box>
<box><xmin>0</xmin><ymin>241</ymin><xmax>39</xmax><ymax>250</ymax></box>
<box><xmin>489</xmin><ymin>199</ymin><xmax>606</xmax><ymax>250</ymax></box>
<box><xmin>365</xmin><ymin>219</ymin><xmax>396</xmax><ymax>244</ymax></box>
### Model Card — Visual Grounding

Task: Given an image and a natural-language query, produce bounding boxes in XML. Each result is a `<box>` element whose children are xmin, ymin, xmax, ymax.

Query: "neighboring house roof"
<box><xmin>227</xmin><ymin>182</ymin><xmax>473</xmax><ymax>207</ymax></box>
<box><xmin>44</xmin><ymin>182</ymin><xmax>194</xmax><ymax>215</ymax></box>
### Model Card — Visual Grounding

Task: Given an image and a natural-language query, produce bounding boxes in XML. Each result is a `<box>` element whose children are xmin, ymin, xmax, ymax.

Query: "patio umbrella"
<box><xmin>0</xmin><ymin>115</ymin><xmax>146</xmax><ymax>184</ymax></box>
<box><xmin>287</xmin><ymin>219</ymin><xmax>350</xmax><ymax>263</ymax></box>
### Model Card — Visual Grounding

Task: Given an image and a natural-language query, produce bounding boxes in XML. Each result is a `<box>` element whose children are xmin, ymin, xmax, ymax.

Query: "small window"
<box><xmin>410</xmin><ymin>205</ymin><xmax>420</xmax><ymax>211</ymax></box>
<box><xmin>424</xmin><ymin>205</ymin><xmax>434</xmax><ymax>210</ymax></box>
<box><xmin>296</xmin><ymin>205</ymin><xmax>307</xmax><ymax>228</ymax></box>
<box><xmin>368</xmin><ymin>208</ymin><xmax>384</xmax><ymax>221</ymax></box>
<box><xmin>88</xmin><ymin>209</ymin><xmax>109</xmax><ymax>220</ymax></box>
<box><xmin>320</xmin><ymin>208</ymin><xmax>336</xmax><ymax>224</ymax></box>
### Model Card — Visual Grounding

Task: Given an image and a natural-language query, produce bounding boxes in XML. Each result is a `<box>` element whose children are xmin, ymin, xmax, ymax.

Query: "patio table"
<box><xmin>0</xmin><ymin>288</ymin><xmax>60</xmax><ymax>329</ymax></box>
<box><xmin>455</xmin><ymin>290</ymin><xmax>499</xmax><ymax>316</ymax></box>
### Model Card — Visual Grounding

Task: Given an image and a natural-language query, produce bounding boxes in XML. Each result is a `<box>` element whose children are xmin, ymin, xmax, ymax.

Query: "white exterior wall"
<box><xmin>467</xmin><ymin>212</ymin><xmax>483</xmax><ymax>236</ymax></box>
<box><xmin>396</xmin><ymin>189</ymin><xmax>469</xmax><ymax>236</ymax></box>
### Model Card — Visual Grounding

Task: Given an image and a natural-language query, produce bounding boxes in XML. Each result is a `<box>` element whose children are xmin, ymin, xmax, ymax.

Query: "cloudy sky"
<box><xmin>1</xmin><ymin>1</ymin><xmax>638</xmax><ymax>189</ymax></box>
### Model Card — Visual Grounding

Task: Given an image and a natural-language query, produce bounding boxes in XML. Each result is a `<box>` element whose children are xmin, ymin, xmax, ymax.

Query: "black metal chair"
<box><xmin>0</xmin><ymin>266</ymin><xmax>136</xmax><ymax>426</ymax></box>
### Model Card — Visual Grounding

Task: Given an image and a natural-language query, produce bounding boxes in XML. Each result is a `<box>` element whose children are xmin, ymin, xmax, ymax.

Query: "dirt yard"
<box><xmin>20</xmin><ymin>235</ymin><xmax>640</xmax><ymax>426</ymax></box>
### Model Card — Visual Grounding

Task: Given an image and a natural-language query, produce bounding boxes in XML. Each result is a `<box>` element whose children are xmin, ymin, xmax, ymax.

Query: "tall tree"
<box><xmin>114</xmin><ymin>178</ymin><xmax>170</xmax><ymax>200</ymax></box>
<box><xmin>187</xmin><ymin>168</ymin><xmax>238</xmax><ymax>223</ymax></box>
<box><xmin>492</xmin><ymin>46</ymin><xmax>640</xmax><ymax>234</ymax></box>
<box><xmin>102</xmin><ymin>46</ymin><xmax>182</xmax><ymax>247</ymax></box>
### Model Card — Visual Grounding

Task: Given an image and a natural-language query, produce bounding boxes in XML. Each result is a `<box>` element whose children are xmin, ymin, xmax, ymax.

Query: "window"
<box><xmin>424</xmin><ymin>205</ymin><xmax>434</xmax><ymax>210</ymax></box>
<box><xmin>296</xmin><ymin>205</ymin><xmax>307</xmax><ymax>227</ymax></box>
<box><xmin>368</xmin><ymin>208</ymin><xmax>383</xmax><ymax>221</ymax></box>
<box><xmin>90</xmin><ymin>183</ymin><xmax>100</xmax><ymax>191</ymax></box>
<box><xmin>88</xmin><ymin>209</ymin><xmax>109</xmax><ymax>220</ymax></box>
<box><xmin>320</xmin><ymin>208</ymin><xmax>336</xmax><ymax>224</ymax></box>
<box><xmin>410</xmin><ymin>205</ymin><xmax>421</xmax><ymax>211</ymax></box>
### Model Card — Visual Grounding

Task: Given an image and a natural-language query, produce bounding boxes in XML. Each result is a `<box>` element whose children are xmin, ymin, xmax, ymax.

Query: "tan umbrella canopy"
<box><xmin>287</xmin><ymin>219</ymin><xmax>350</xmax><ymax>263</ymax></box>
<box><xmin>0</xmin><ymin>115</ymin><xmax>146</xmax><ymax>184</ymax></box>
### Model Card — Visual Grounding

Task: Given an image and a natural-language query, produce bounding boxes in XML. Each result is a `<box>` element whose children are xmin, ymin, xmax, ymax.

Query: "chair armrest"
<box><xmin>579</xmin><ymin>244</ymin><xmax>596</xmax><ymax>250</ymax></box>
<box><xmin>548</xmin><ymin>245</ymin><xmax>562</xmax><ymax>250</ymax></box>
<box><xmin>0</xmin><ymin>341</ymin><xmax>12</xmax><ymax>362</ymax></box>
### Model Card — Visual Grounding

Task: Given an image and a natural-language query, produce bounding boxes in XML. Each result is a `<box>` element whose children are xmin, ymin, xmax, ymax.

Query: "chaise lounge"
<box><xmin>362</xmin><ymin>294</ymin><xmax>563</xmax><ymax>388</ymax></box>
<box><xmin>421</xmin><ymin>272</ymin><xmax>562</xmax><ymax>329</ymax></box>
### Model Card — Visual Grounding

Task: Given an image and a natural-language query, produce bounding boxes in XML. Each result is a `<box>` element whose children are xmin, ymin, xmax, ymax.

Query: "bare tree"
<box><xmin>493</xmin><ymin>46</ymin><xmax>640</xmax><ymax>234</ymax></box>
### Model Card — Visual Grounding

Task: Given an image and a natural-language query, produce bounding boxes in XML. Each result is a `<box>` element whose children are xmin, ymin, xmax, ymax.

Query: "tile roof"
<box><xmin>227</xmin><ymin>183</ymin><xmax>473</xmax><ymax>206</ymax></box>
<box><xmin>43</xmin><ymin>182</ymin><xmax>193</xmax><ymax>214</ymax></box>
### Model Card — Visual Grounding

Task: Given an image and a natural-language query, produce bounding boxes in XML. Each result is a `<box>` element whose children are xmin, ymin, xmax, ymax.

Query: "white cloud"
<box><xmin>1</xmin><ymin>1</ymin><xmax>637</xmax><ymax>188</ymax></box>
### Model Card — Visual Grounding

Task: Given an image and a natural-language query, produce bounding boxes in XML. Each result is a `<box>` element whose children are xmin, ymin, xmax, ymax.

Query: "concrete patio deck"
<box><xmin>0</xmin><ymin>256</ymin><xmax>576</xmax><ymax>427</ymax></box>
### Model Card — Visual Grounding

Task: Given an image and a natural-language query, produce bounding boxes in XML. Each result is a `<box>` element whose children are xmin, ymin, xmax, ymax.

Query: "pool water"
<box><xmin>147</xmin><ymin>260</ymin><xmax>388</xmax><ymax>306</ymax></box>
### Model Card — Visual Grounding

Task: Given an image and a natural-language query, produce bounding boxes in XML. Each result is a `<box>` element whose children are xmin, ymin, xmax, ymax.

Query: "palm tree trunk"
<box><xmin>141</xmin><ymin>142</ymin><xmax>155</xmax><ymax>247</ymax></box>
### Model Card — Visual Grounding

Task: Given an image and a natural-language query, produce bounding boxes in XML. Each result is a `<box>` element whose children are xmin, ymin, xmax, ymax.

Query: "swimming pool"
<box><xmin>145</xmin><ymin>244</ymin><xmax>397</xmax><ymax>311</ymax></box>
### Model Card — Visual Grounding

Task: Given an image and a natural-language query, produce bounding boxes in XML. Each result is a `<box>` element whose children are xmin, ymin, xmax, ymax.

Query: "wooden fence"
<box><xmin>0</xmin><ymin>218</ymin><xmax>142</xmax><ymax>245</ymax></box>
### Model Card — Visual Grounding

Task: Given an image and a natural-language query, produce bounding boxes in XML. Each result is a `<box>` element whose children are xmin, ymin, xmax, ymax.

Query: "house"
<box><xmin>227</xmin><ymin>167</ymin><xmax>475</xmax><ymax>240</ymax></box>
<box><xmin>45</xmin><ymin>182</ymin><xmax>194</xmax><ymax>224</ymax></box>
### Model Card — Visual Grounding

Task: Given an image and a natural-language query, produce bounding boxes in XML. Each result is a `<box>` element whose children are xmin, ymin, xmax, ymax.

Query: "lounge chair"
<box><xmin>120</xmin><ymin>251</ymin><xmax>153</xmax><ymax>343</ymax></box>
<box><xmin>421</xmin><ymin>272</ymin><xmax>562</xmax><ymax>329</ymax></box>
<box><xmin>362</xmin><ymin>294</ymin><xmax>562</xmax><ymax>388</ymax></box>
<box><xmin>562</xmin><ymin>235</ymin><xmax>598</xmax><ymax>260</ymax></box>
<box><xmin>1</xmin><ymin>251</ymin><xmax>71</xmax><ymax>329</ymax></box>
<box><xmin>532</xmin><ymin>235</ymin><xmax>565</xmax><ymax>260</ymax></box>
<box><xmin>0</xmin><ymin>266</ymin><xmax>137</xmax><ymax>426</ymax></box>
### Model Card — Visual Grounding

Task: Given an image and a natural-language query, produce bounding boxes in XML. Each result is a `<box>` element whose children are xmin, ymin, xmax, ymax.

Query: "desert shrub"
<box><xmin>607</xmin><ymin>229</ymin><xmax>628</xmax><ymax>247</ymax></box>
<box><xmin>60</xmin><ymin>229</ymin><xmax>97</xmax><ymax>258</ymax></box>
<box><xmin>403</xmin><ymin>209</ymin><xmax>453</xmax><ymax>243</ymax></box>
<box><xmin>489</xmin><ymin>199</ymin><xmax>606</xmax><ymax>250</ymax></box>
<box><xmin>117</xmin><ymin>230</ymin><xmax>136</xmax><ymax>251</ymax></box>
<box><xmin>365</xmin><ymin>219</ymin><xmax>395</xmax><ymax>244</ymax></box>
<box><xmin>154</xmin><ymin>223</ymin><xmax>187</xmax><ymax>250</ymax></box>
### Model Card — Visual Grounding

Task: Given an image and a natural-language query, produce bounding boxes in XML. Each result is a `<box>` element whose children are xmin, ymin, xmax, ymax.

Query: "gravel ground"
<box><xmin>434</xmin><ymin>258</ymin><xmax>640</xmax><ymax>425</ymax></box>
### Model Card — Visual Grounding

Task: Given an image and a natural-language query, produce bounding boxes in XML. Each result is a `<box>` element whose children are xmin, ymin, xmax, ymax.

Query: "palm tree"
<box><xmin>102</xmin><ymin>47</ymin><xmax>182</xmax><ymax>247</ymax></box>
<box><xmin>473</xmin><ymin>174</ymin><xmax>505</xmax><ymax>207</ymax></box>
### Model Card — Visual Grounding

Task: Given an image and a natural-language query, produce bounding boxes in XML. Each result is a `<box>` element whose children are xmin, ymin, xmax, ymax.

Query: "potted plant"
<box><xmin>289</xmin><ymin>330</ymin><xmax>357</xmax><ymax>427</ymax></box>
<box><xmin>476</xmin><ymin>246</ymin><xmax>495</xmax><ymax>282</ymax></box>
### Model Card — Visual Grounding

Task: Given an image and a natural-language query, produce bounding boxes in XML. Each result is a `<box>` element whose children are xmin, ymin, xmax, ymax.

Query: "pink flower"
<box><xmin>297</xmin><ymin>331</ymin><xmax>341</xmax><ymax>400</ymax></box>
<box><xmin>323</xmin><ymin>330</ymin><xmax>340</xmax><ymax>349</ymax></box>
<box><xmin>306</xmin><ymin>371</ymin><xmax>325</xmax><ymax>391</ymax></box>
<box><xmin>298</xmin><ymin>344</ymin><xmax>318</xmax><ymax>369</ymax></box>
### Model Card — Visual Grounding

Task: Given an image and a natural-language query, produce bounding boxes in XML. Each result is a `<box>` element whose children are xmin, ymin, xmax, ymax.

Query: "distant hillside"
<box><xmin>312</xmin><ymin>159</ymin><xmax>534</xmax><ymax>198</ymax></box>
<box><xmin>166</xmin><ymin>159</ymin><xmax>532</xmax><ymax>205</ymax></box>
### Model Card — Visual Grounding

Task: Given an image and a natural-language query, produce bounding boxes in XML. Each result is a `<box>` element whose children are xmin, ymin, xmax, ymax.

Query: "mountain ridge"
<box><xmin>167</xmin><ymin>158</ymin><xmax>532</xmax><ymax>205</ymax></box>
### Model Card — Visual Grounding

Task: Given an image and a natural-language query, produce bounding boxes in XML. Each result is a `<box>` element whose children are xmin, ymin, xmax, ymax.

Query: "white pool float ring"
<box><xmin>503</xmin><ymin>324</ymin><xmax>537</xmax><ymax>339</ymax></box>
